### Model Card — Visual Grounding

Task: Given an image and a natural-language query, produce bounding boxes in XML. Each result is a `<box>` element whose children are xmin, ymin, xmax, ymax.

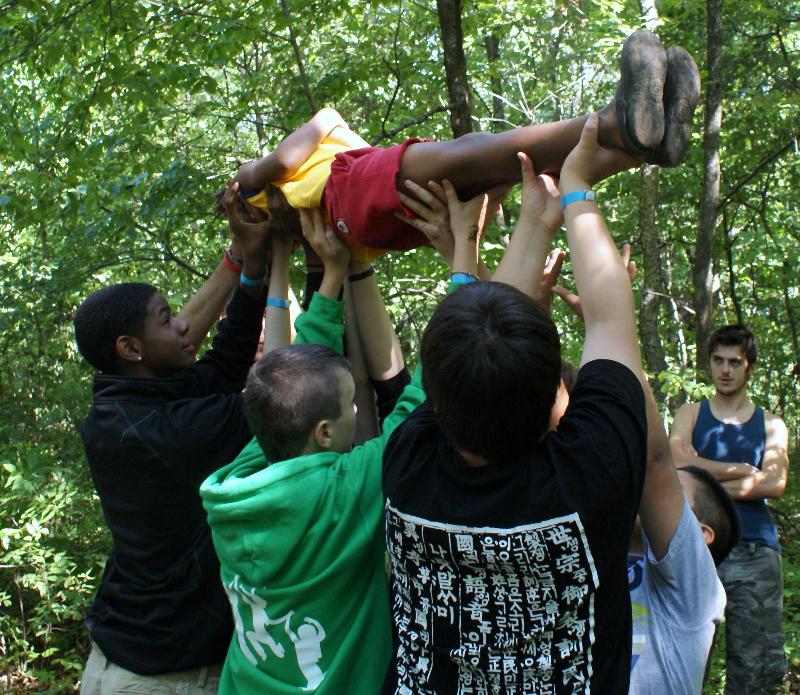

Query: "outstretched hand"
<box><xmin>552</xmin><ymin>243</ymin><xmax>637</xmax><ymax>319</ymax></box>
<box><xmin>518</xmin><ymin>152</ymin><xmax>563</xmax><ymax>236</ymax></box>
<box><xmin>396</xmin><ymin>179</ymin><xmax>455</xmax><ymax>265</ymax></box>
<box><xmin>560</xmin><ymin>113</ymin><xmax>641</xmax><ymax>191</ymax></box>
<box><xmin>298</xmin><ymin>208</ymin><xmax>350</xmax><ymax>275</ymax></box>
<box><xmin>221</xmin><ymin>179</ymin><xmax>271</xmax><ymax>262</ymax></box>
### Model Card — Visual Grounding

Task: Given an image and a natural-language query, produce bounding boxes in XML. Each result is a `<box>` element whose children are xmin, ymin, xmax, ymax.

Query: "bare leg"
<box><xmin>398</xmin><ymin>103</ymin><xmax>628</xmax><ymax>197</ymax></box>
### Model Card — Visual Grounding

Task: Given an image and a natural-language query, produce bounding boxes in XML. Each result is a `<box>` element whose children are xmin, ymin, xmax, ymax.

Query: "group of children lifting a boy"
<box><xmin>76</xmin><ymin>30</ymin><xmax>728</xmax><ymax>695</ymax></box>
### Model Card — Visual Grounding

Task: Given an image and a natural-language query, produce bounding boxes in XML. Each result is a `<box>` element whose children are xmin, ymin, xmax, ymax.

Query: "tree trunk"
<box><xmin>436</xmin><ymin>0</ymin><xmax>473</xmax><ymax>138</ymax></box>
<box><xmin>694</xmin><ymin>0</ymin><xmax>723</xmax><ymax>370</ymax></box>
<box><xmin>484</xmin><ymin>33</ymin><xmax>505</xmax><ymax>132</ymax></box>
<box><xmin>638</xmin><ymin>164</ymin><xmax>668</xmax><ymax>397</ymax></box>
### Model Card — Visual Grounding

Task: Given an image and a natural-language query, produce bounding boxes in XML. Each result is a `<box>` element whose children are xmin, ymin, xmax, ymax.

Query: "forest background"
<box><xmin>0</xmin><ymin>0</ymin><xmax>799</xmax><ymax>691</ymax></box>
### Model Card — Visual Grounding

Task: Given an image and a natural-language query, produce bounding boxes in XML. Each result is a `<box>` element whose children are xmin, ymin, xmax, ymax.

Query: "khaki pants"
<box><xmin>80</xmin><ymin>642</ymin><xmax>222</xmax><ymax>694</ymax></box>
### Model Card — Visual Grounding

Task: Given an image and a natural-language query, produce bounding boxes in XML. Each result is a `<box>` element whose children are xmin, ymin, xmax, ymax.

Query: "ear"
<box><xmin>115</xmin><ymin>335</ymin><xmax>144</xmax><ymax>365</ymax></box>
<box><xmin>699</xmin><ymin>522</ymin><xmax>716</xmax><ymax>548</ymax></box>
<box><xmin>312</xmin><ymin>419</ymin><xmax>334</xmax><ymax>450</ymax></box>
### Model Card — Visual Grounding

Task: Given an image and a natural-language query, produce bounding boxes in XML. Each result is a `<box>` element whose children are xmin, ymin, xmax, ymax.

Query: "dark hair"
<box><xmin>421</xmin><ymin>282</ymin><xmax>560</xmax><ymax>462</ymax></box>
<box><xmin>560</xmin><ymin>359</ymin><xmax>578</xmax><ymax>395</ymax></box>
<box><xmin>244</xmin><ymin>343</ymin><xmax>351</xmax><ymax>461</ymax></box>
<box><xmin>679</xmin><ymin>465</ymin><xmax>742</xmax><ymax>565</ymax></box>
<box><xmin>708</xmin><ymin>324</ymin><xmax>757</xmax><ymax>366</ymax></box>
<box><xmin>74</xmin><ymin>283</ymin><xmax>158</xmax><ymax>374</ymax></box>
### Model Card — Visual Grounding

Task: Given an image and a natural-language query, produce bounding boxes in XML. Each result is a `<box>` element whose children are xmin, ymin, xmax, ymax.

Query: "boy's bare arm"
<box><xmin>721</xmin><ymin>413</ymin><xmax>789</xmax><ymax>500</ymax></box>
<box><xmin>559</xmin><ymin>113</ymin><xmax>642</xmax><ymax>374</ymax></box>
<box><xmin>261</xmin><ymin>232</ymin><xmax>293</xmax><ymax>355</ymax></box>
<box><xmin>637</xmin><ymin>382</ymin><xmax>685</xmax><ymax>560</ymax></box>
<box><xmin>669</xmin><ymin>402</ymin><xmax>759</xmax><ymax>480</ymax></box>
<box><xmin>236</xmin><ymin>108</ymin><xmax>347</xmax><ymax>191</ymax></box>
<box><xmin>493</xmin><ymin>152</ymin><xmax>563</xmax><ymax>303</ymax></box>
<box><xmin>347</xmin><ymin>261</ymin><xmax>404</xmax><ymax>382</ymax></box>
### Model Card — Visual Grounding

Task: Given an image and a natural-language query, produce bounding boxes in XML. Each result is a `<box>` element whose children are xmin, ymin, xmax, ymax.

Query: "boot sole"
<box><xmin>615</xmin><ymin>30</ymin><xmax>667</xmax><ymax>152</ymax></box>
<box><xmin>649</xmin><ymin>46</ymin><xmax>701</xmax><ymax>167</ymax></box>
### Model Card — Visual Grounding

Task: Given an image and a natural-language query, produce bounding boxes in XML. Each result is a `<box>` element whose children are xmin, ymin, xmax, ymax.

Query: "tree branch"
<box><xmin>719</xmin><ymin>130</ymin><xmax>800</xmax><ymax>210</ymax></box>
<box><xmin>278</xmin><ymin>0</ymin><xmax>317</xmax><ymax>113</ymax></box>
<box><xmin>370</xmin><ymin>105</ymin><xmax>449</xmax><ymax>145</ymax></box>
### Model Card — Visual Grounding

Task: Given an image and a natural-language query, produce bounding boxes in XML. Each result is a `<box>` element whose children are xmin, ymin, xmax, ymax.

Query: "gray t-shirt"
<box><xmin>628</xmin><ymin>498</ymin><xmax>726</xmax><ymax>695</ymax></box>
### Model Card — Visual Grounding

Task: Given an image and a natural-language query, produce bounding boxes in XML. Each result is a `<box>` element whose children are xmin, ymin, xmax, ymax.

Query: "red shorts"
<box><xmin>323</xmin><ymin>138</ymin><xmax>429</xmax><ymax>252</ymax></box>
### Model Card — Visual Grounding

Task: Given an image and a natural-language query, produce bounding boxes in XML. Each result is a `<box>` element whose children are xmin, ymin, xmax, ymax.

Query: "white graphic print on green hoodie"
<box><xmin>201</xmin><ymin>292</ymin><xmax>425</xmax><ymax>693</ymax></box>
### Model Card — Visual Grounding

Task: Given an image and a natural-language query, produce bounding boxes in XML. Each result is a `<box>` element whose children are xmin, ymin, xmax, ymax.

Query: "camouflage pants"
<box><xmin>717</xmin><ymin>543</ymin><xmax>786</xmax><ymax>695</ymax></box>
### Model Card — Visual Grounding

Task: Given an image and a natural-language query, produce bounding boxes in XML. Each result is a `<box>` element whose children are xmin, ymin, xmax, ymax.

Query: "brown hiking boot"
<box><xmin>615</xmin><ymin>30</ymin><xmax>668</xmax><ymax>154</ymax></box>
<box><xmin>648</xmin><ymin>46</ymin><xmax>701</xmax><ymax>167</ymax></box>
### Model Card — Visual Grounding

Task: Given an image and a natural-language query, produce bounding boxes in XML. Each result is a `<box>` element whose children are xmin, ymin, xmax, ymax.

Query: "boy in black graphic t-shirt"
<box><xmin>383</xmin><ymin>115</ymin><xmax>653</xmax><ymax>694</ymax></box>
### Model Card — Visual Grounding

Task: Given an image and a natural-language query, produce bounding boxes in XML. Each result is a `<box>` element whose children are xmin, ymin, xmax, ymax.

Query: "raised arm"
<box><xmin>558</xmin><ymin>113</ymin><xmax>642</xmax><ymax>373</ymax></box>
<box><xmin>346</xmin><ymin>261</ymin><xmax>404</xmax><ymax>382</ymax></box>
<box><xmin>492</xmin><ymin>152</ymin><xmax>563</xmax><ymax>304</ymax></box>
<box><xmin>637</xmin><ymin>383</ymin><xmax>685</xmax><ymax>559</ymax></box>
<box><xmin>261</xmin><ymin>230</ymin><xmax>294</xmax><ymax>355</ymax></box>
<box><xmin>178</xmin><ymin>180</ymin><xmax>268</xmax><ymax>347</ymax></box>
<box><xmin>235</xmin><ymin>108</ymin><xmax>347</xmax><ymax>191</ymax></box>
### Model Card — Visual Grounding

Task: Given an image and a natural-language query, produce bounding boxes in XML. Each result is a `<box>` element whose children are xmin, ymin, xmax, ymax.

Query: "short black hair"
<box><xmin>421</xmin><ymin>282</ymin><xmax>561</xmax><ymax>462</ymax></box>
<box><xmin>244</xmin><ymin>343</ymin><xmax>351</xmax><ymax>462</ymax></box>
<box><xmin>74</xmin><ymin>283</ymin><xmax>158</xmax><ymax>374</ymax></box>
<box><xmin>708</xmin><ymin>324</ymin><xmax>757</xmax><ymax>366</ymax></box>
<box><xmin>679</xmin><ymin>465</ymin><xmax>742</xmax><ymax>565</ymax></box>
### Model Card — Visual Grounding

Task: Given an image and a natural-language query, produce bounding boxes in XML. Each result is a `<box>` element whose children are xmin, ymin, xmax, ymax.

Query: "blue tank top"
<box><xmin>692</xmin><ymin>400</ymin><xmax>779</xmax><ymax>552</ymax></box>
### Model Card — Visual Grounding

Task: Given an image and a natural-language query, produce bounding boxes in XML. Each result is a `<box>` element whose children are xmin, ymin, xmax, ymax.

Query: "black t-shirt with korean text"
<box><xmin>382</xmin><ymin>359</ymin><xmax>646</xmax><ymax>694</ymax></box>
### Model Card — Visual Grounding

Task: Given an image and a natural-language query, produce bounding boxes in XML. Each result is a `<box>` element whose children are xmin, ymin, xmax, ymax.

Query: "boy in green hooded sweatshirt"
<box><xmin>199</xmin><ymin>203</ymin><xmax>427</xmax><ymax>694</ymax></box>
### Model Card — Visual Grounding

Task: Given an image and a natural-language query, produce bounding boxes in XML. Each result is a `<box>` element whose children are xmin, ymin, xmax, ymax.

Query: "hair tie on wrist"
<box><xmin>348</xmin><ymin>267</ymin><xmax>375</xmax><ymax>282</ymax></box>
<box><xmin>450</xmin><ymin>272</ymin><xmax>477</xmax><ymax>285</ymax></box>
<box><xmin>223</xmin><ymin>248</ymin><xmax>242</xmax><ymax>273</ymax></box>
<box><xmin>266</xmin><ymin>297</ymin><xmax>290</xmax><ymax>309</ymax></box>
<box><xmin>240</xmin><ymin>272</ymin><xmax>266</xmax><ymax>287</ymax></box>
<box><xmin>561</xmin><ymin>189</ymin><xmax>596</xmax><ymax>209</ymax></box>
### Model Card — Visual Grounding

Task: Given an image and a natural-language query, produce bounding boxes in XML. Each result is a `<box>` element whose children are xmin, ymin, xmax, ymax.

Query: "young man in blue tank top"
<box><xmin>670</xmin><ymin>325</ymin><xmax>789</xmax><ymax>694</ymax></box>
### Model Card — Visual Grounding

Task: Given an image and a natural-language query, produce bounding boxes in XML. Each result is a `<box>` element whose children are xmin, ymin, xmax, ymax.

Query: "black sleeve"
<box><xmin>302</xmin><ymin>271</ymin><xmax>324</xmax><ymax>312</ymax></box>
<box><xmin>547</xmin><ymin>359</ymin><xmax>647</xmax><ymax>526</ymax></box>
<box><xmin>188</xmin><ymin>287</ymin><xmax>265</xmax><ymax>395</ymax></box>
<box><xmin>371</xmin><ymin>368</ymin><xmax>412</xmax><ymax>423</ymax></box>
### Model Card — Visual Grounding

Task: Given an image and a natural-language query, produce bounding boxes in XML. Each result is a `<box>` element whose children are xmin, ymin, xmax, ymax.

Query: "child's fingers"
<box><xmin>620</xmin><ymin>242</ymin><xmax>631</xmax><ymax>267</ymax></box>
<box><xmin>403</xmin><ymin>180</ymin><xmax>443</xmax><ymax>210</ymax></box>
<box><xmin>298</xmin><ymin>209</ymin><xmax>314</xmax><ymax>240</ymax></box>
<box><xmin>441</xmin><ymin>179</ymin><xmax>459</xmax><ymax>206</ymax></box>
<box><xmin>579</xmin><ymin>112</ymin><xmax>600</xmax><ymax>146</ymax></box>
<box><xmin>517</xmin><ymin>152</ymin><xmax>536</xmax><ymax>186</ymax></box>
<box><xmin>627</xmin><ymin>260</ymin><xmax>637</xmax><ymax>283</ymax></box>
<box><xmin>397</xmin><ymin>191</ymin><xmax>433</xmax><ymax>219</ymax></box>
<box><xmin>551</xmin><ymin>285</ymin><xmax>584</xmax><ymax>319</ymax></box>
<box><xmin>426</xmin><ymin>181</ymin><xmax>447</xmax><ymax>204</ymax></box>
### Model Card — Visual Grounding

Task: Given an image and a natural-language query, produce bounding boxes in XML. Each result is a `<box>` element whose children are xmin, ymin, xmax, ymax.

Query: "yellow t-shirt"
<box><xmin>245</xmin><ymin>140</ymin><xmax>350</xmax><ymax>212</ymax></box>
<box><xmin>243</xmin><ymin>131</ymin><xmax>388</xmax><ymax>262</ymax></box>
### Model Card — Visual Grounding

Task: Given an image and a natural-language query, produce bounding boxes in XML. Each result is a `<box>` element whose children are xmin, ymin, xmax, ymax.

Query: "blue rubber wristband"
<box><xmin>450</xmin><ymin>272</ymin><xmax>478</xmax><ymax>285</ymax></box>
<box><xmin>240</xmin><ymin>272</ymin><xmax>266</xmax><ymax>287</ymax></box>
<box><xmin>266</xmin><ymin>297</ymin><xmax>290</xmax><ymax>309</ymax></box>
<box><xmin>561</xmin><ymin>189</ymin><xmax>596</xmax><ymax>209</ymax></box>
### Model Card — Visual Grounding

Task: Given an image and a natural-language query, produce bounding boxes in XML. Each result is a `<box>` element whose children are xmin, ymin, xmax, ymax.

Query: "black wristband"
<box><xmin>349</xmin><ymin>267</ymin><xmax>375</xmax><ymax>282</ymax></box>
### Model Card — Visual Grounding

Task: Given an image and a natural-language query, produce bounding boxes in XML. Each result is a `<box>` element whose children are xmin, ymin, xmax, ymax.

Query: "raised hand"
<box><xmin>552</xmin><ymin>243</ymin><xmax>637</xmax><ymax>320</ymax></box>
<box><xmin>560</xmin><ymin>113</ymin><xmax>641</xmax><ymax>193</ymax></box>
<box><xmin>220</xmin><ymin>179</ymin><xmax>270</xmax><ymax>263</ymax></box>
<box><xmin>299</xmin><ymin>208</ymin><xmax>350</xmax><ymax>300</ymax></box>
<box><xmin>517</xmin><ymin>152</ymin><xmax>563</xmax><ymax>237</ymax></box>
<box><xmin>395</xmin><ymin>179</ymin><xmax>454</xmax><ymax>265</ymax></box>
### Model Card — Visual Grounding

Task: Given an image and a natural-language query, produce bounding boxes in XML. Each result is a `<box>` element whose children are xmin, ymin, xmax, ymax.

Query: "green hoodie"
<box><xmin>200</xmin><ymin>291</ymin><xmax>425</xmax><ymax>694</ymax></box>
